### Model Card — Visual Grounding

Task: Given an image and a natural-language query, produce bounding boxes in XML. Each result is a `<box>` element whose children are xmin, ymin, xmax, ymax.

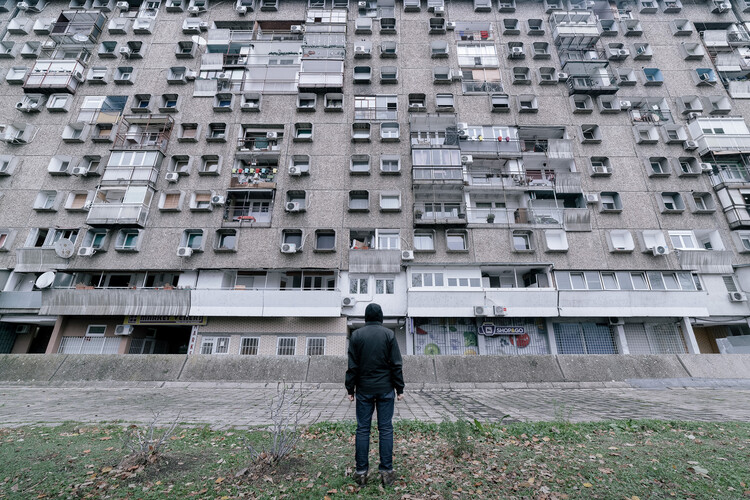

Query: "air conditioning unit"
<box><xmin>446</xmin><ymin>21</ymin><xmax>456</xmax><ymax>30</ymax></box>
<box><xmin>15</xmin><ymin>325</ymin><xmax>30</xmax><ymax>334</ymax></box>
<box><xmin>16</xmin><ymin>1</ymin><xmax>29</xmax><ymax>10</ymax></box>
<box><xmin>608</xmin><ymin>317</ymin><xmax>624</xmax><ymax>326</ymax></box>
<box><xmin>474</xmin><ymin>305</ymin><xmax>490</xmax><ymax>316</ymax></box>
<box><xmin>684</xmin><ymin>140</ymin><xmax>698</xmax><ymax>150</ymax></box>
<box><xmin>452</xmin><ymin>72</ymin><xmax>463</xmax><ymax>81</ymax></box>
<box><xmin>433</xmin><ymin>5</ymin><xmax>444</xmax><ymax>15</ymax></box>
<box><xmin>71</xmin><ymin>166</ymin><xmax>88</xmax><ymax>176</ymax></box>
<box><xmin>199</xmin><ymin>22</ymin><xmax>209</xmax><ymax>29</ymax></box>
<box><xmin>700</xmin><ymin>162</ymin><xmax>713</xmax><ymax>172</ymax></box>
<box><xmin>699</xmin><ymin>72</ymin><xmax>712</xmax><ymax>81</ymax></box>
<box><xmin>354</xmin><ymin>45</ymin><xmax>369</xmax><ymax>55</ymax></box>
<box><xmin>114</xmin><ymin>324</ymin><xmax>134</xmax><ymax>335</ymax></box>
<box><xmin>290</xmin><ymin>24</ymin><xmax>304</xmax><ymax>33</ymax></box>
<box><xmin>165</xmin><ymin>172</ymin><xmax>180</xmax><ymax>182</ymax></box>
<box><xmin>288</xmin><ymin>165</ymin><xmax>308</xmax><ymax>176</ymax></box>
<box><xmin>116</xmin><ymin>1</ymin><xmax>129</xmax><ymax>8</ymax></box>
<box><xmin>185</xmin><ymin>70</ymin><xmax>197</xmax><ymax>80</ymax></box>
<box><xmin>401</xmin><ymin>250</ymin><xmax>414</xmax><ymax>261</ymax></box>
<box><xmin>619</xmin><ymin>100</ymin><xmax>632</xmax><ymax>110</ymax></box>
<box><xmin>266</xmin><ymin>131</ymin><xmax>278</xmax><ymax>139</ymax></box>
<box><xmin>42</xmin><ymin>40</ymin><xmax>56</xmax><ymax>49</ymax></box>
<box><xmin>177</xmin><ymin>246</ymin><xmax>193</xmax><ymax>257</ymax></box>
<box><xmin>216</xmin><ymin>72</ymin><xmax>228</xmax><ymax>80</ymax></box>
<box><xmin>241</xmin><ymin>102</ymin><xmax>254</xmax><ymax>109</ymax></box>
<box><xmin>357</xmin><ymin>0</ymin><xmax>366</xmax><ymax>7</ymax></box>
<box><xmin>585</xmin><ymin>193</ymin><xmax>599</xmax><ymax>203</ymax></box>
<box><xmin>286</xmin><ymin>201</ymin><xmax>302</xmax><ymax>212</ymax></box>
<box><xmin>342</xmin><ymin>296</ymin><xmax>357</xmax><ymax>307</ymax></box>
<box><xmin>119</xmin><ymin>47</ymin><xmax>131</xmax><ymax>57</ymax></box>
<box><xmin>457</xmin><ymin>122</ymin><xmax>468</xmax><ymax>136</ymax></box>
<box><xmin>493</xmin><ymin>306</ymin><xmax>507</xmax><ymax>316</ymax></box>
<box><xmin>281</xmin><ymin>243</ymin><xmax>297</xmax><ymax>253</ymax></box>
<box><xmin>511</xmin><ymin>46</ymin><xmax>524</xmax><ymax>55</ymax></box>
<box><xmin>409</xmin><ymin>103</ymin><xmax>424</xmax><ymax>109</ymax></box>
<box><xmin>686</xmin><ymin>112</ymin><xmax>700</xmax><ymax>120</ymax></box>
<box><xmin>15</xmin><ymin>102</ymin><xmax>31</xmax><ymax>112</ymax></box>
<box><xmin>73</xmin><ymin>71</ymin><xmax>85</xmax><ymax>82</ymax></box>
<box><xmin>187</xmin><ymin>5</ymin><xmax>200</xmax><ymax>13</ymax></box>
<box><xmin>652</xmin><ymin>245</ymin><xmax>669</xmax><ymax>256</ymax></box>
<box><xmin>78</xmin><ymin>246</ymin><xmax>96</xmax><ymax>256</ymax></box>
<box><xmin>461</xmin><ymin>154</ymin><xmax>473</xmax><ymax>165</ymax></box>
<box><xmin>211</xmin><ymin>195</ymin><xmax>225</xmax><ymax>206</ymax></box>
<box><xmin>716</xmin><ymin>1</ymin><xmax>730</xmax><ymax>11</ymax></box>
<box><xmin>729</xmin><ymin>291</ymin><xmax>747</xmax><ymax>302</ymax></box>
<box><xmin>618</xmin><ymin>49</ymin><xmax>629</xmax><ymax>56</ymax></box>
<box><xmin>236</xmin><ymin>5</ymin><xmax>247</xmax><ymax>13</ymax></box>
<box><xmin>557</xmin><ymin>72</ymin><xmax>569</xmax><ymax>81</ymax></box>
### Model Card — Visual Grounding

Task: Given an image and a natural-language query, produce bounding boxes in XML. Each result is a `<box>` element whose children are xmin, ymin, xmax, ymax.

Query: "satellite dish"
<box><xmin>191</xmin><ymin>35</ymin><xmax>207</xmax><ymax>47</ymax></box>
<box><xmin>35</xmin><ymin>271</ymin><xmax>55</xmax><ymax>289</ymax></box>
<box><xmin>54</xmin><ymin>238</ymin><xmax>75</xmax><ymax>259</ymax></box>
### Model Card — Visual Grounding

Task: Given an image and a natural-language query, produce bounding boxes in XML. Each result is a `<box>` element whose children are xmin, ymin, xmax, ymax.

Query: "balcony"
<box><xmin>0</xmin><ymin>291</ymin><xmax>42</xmax><ymax>313</ymax></box>
<box><xmin>221</xmin><ymin>190</ymin><xmax>274</xmax><ymax>228</ymax></box>
<box><xmin>459</xmin><ymin>137</ymin><xmax>521</xmax><ymax>157</ymax></box>
<box><xmin>349</xmin><ymin>249</ymin><xmax>402</xmax><ymax>274</ymax></box>
<box><xmin>550</xmin><ymin>12</ymin><xmax>600</xmax><ymax>48</ymax></box>
<box><xmin>414</xmin><ymin>202</ymin><xmax>467</xmax><ymax>225</ymax></box>
<box><xmin>86</xmin><ymin>203</ymin><xmax>150</xmax><ymax>227</ymax></box>
<box><xmin>101</xmin><ymin>166</ymin><xmax>159</xmax><ymax>186</ymax></box>
<box><xmin>49</xmin><ymin>11</ymin><xmax>106</xmax><ymax>45</ymax></box>
<box><xmin>692</xmin><ymin>134</ymin><xmax>750</xmax><ymax>156</ymax></box>
<box><xmin>40</xmin><ymin>288</ymin><xmax>190</xmax><ymax>316</ymax></box>
<box><xmin>708</xmin><ymin>168</ymin><xmax>750</xmax><ymax>189</ymax></box>
<box><xmin>412</xmin><ymin>166</ymin><xmax>464</xmax><ymax>185</ymax></box>
<box><xmin>14</xmin><ymin>248</ymin><xmax>72</xmax><ymax>273</ymax></box>
<box><xmin>236</xmin><ymin>137</ymin><xmax>281</xmax><ymax>154</ymax></box>
<box><xmin>113</xmin><ymin>115</ymin><xmax>174</xmax><ymax>154</ymax></box>
<box><xmin>466</xmin><ymin>207</ymin><xmax>590</xmax><ymax>230</ymax></box>
<box><xmin>567</xmin><ymin>74</ymin><xmax>619</xmax><ymax>95</ymax></box>
<box><xmin>189</xmin><ymin>289</ymin><xmax>342</xmax><ymax>316</ymax></box>
<box><xmin>23</xmin><ymin>60</ymin><xmax>85</xmax><ymax>93</ymax></box>
<box><xmin>720</xmin><ymin>204</ymin><xmax>750</xmax><ymax>229</ymax></box>
<box><xmin>558</xmin><ymin>289</ymin><xmax>709</xmax><ymax>318</ymax></box>
<box><xmin>461</xmin><ymin>79</ymin><xmax>503</xmax><ymax>93</ymax></box>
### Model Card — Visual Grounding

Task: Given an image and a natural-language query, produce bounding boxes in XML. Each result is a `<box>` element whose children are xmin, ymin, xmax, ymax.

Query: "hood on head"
<box><xmin>365</xmin><ymin>303</ymin><xmax>383</xmax><ymax>323</ymax></box>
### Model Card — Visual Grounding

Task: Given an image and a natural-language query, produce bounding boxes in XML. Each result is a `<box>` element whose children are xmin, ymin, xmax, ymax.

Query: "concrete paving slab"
<box><xmin>179</xmin><ymin>355</ymin><xmax>308</xmax><ymax>382</ymax></box>
<box><xmin>0</xmin><ymin>355</ymin><xmax>67</xmax><ymax>382</ymax></box>
<box><xmin>434</xmin><ymin>355</ymin><xmax>564</xmax><ymax>383</ymax></box>
<box><xmin>51</xmin><ymin>354</ymin><xmax>186</xmax><ymax>381</ymax></box>
<box><xmin>677</xmin><ymin>354</ymin><xmax>750</xmax><ymax>379</ymax></box>
<box><xmin>556</xmin><ymin>354</ymin><xmax>688</xmax><ymax>382</ymax></box>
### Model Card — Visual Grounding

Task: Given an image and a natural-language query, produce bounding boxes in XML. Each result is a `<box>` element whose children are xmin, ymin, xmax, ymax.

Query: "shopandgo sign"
<box><xmin>477</xmin><ymin>322</ymin><xmax>530</xmax><ymax>348</ymax></box>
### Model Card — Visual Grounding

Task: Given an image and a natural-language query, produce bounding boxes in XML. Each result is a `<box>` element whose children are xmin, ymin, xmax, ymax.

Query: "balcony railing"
<box><xmin>412</xmin><ymin>166</ymin><xmax>464</xmax><ymax>182</ymax></box>
<box><xmin>466</xmin><ymin>207</ymin><xmax>590</xmax><ymax>230</ymax></box>
<box><xmin>86</xmin><ymin>203</ymin><xmax>149</xmax><ymax>227</ymax></box>
<box><xmin>113</xmin><ymin>131</ymin><xmax>170</xmax><ymax>153</ymax></box>
<box><xmin>237</xmin><ymin>137</ymin><xmax>282</xmax><ymax>153</ymax></box>
<box><xmin>694</xmin><ymin>134</ymin><xmax>750</xmax><ymax>156</ymax></box>
<box><xmin>100</xmin><ymin>166</ymin><xmax>159</xmax><ymax>186</ymax></box>
<box><xmin>461</xmin><ymin>80</ymin><xmax>503</xmax><ymax>93</ymax></box>
<box><xmin>113</xmin><ymin>115</ymin><xmax>173</xmax><ymax>154</ymax></box>
<box><xmin>708</xmin><ymin>168</ymin><xmax>750</xmax><ymax>188</ymax></box>
<box><xmin>23</xmin><ymin>60</ymin><xmax>85</xmax><ymax>93</ymax></box>
<box><xmin>567</xmin><ymin>75</ymin><xmax>619</xmax><ymax>95</ymax></box>
<box><xmin>722</xmin><ymin>204</ymin><xmax>750</xmax><ymax>229</ymax></box>
<box><xmin>414</xmin><ymin>202</ymin><xmax>466</xmax><ymax>224</ymax></box>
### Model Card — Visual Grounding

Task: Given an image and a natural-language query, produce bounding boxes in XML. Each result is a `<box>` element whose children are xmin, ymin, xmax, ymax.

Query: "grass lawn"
<box><xmin>1</xmin><ymin>419</ymin><xmax>749</xmax><ymax>499</ymax></box>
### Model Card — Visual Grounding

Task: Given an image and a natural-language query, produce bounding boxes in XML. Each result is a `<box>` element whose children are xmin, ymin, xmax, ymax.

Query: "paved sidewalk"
<box><xmin>2</xmin><ymin>382</ymin><xmax>750</xmax><ymax>428</ymax></box>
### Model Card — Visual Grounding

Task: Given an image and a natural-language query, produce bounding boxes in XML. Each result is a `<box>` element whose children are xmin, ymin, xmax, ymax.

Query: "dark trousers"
<box><xmin>355</xmin><ymin>391</ymin><xmax>395</xmax><ymax>472</ymax></box>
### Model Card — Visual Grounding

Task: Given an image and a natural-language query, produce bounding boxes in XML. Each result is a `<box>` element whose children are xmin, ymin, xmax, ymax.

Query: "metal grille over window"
<box><xmin>553</xmin><ymin>323</ymin><xmax>618</xmax><ymax>354</ymax></box>
<box><xmin>277</xmin><ymin>337</ymin><xmax>296</xmax><ymax>355</ymax></box>
<box><xmin>411</xmin><ymin>318</ymin><xmax>479</xmax><ymax>355</ymax></box>
<box><xmin>58</xmin><ymin>336</ymin><xmax>121</xmax><ymax>354</ymax></box>
<box><xmin>306</xmin><ymin>337</ymin><xmax>325</xmax><ymax>356</ymax></box>
<box><xmin>623</xmin><ymin>323</ymin><xmax>686</xmax><ymax>354</ymax></box>
<box><xmin>240</xmin><ymin>337</ymin><xmax>259</xmax><ymax>355</ymax></box>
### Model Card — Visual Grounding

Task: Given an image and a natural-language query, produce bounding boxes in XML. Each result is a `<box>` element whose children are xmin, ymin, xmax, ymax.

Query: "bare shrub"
<box><xmin>120</xmin><ymin>410</ymin><xmax>181</xmax><ymax>467</ymax></box>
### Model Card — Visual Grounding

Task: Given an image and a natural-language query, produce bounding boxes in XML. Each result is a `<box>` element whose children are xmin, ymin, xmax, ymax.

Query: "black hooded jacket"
<box><xmin>345</xmin><ymin>303</ymin><xmax>405</xmax><ymax>396</ymax></box>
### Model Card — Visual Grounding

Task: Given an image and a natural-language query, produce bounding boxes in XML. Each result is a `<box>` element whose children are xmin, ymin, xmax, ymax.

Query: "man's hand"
<box><xmin>397</xmin><ymin>393</ymin><xmax>404</xmax><ymax>402</ymax></box>
<box><xmin>348</xmin><ymin>394</ymin><xmax>355</xmax><ymax>402</ymax></box>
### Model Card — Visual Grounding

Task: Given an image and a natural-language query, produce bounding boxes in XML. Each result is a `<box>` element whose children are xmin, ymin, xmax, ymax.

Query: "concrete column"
<box><xmin>44</xmin><ymin>316</ymin><xmax>65</xmax><ymax>354</ymax></box>
<box><xmin>477</xmin><ymin>331</ymin><xmax>487</xmax><ymax>355</ymax></box>
<box><xmin>405</xmin><ymin>320</ymin><xmax>414</xmax><ymax>355</ymax></box>
<box><xmin>680</xmin><ymin>317</ymin><xmax>701</xmax><ymax>354</ymax></box>
<box><xmin>613</xmin><ymin>324</ymin><xmax>629</xmax><ymax>354</ymax></box>
<box><xmin>545</xmin><ymin>318</ymin><xmax>557</xmax><ymax>354</ymax></box>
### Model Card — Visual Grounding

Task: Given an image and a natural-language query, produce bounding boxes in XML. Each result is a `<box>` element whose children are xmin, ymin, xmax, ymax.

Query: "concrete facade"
<box><xmin>0</xmin><ymin>0</ymin><xmax>750</xmax><ymax>359</ymax></box>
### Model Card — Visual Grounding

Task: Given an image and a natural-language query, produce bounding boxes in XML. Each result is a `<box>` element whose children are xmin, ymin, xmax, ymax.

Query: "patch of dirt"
<box><xmin>235</xmin><ymin>457</ymin><xmax>308</xmax><ymax>484</ymax></box>
<box><xmin>112</xmin><ymin>452</ymin><xmax>202</xmax><ymax>483</ymax></box>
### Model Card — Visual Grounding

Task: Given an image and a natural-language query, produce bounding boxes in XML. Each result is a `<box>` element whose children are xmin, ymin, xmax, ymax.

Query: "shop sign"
<box><xmin>478</xmin><ymin>323</ymin><xmax>525</xmax><ymax>336</ymax></box>
<box><xmin>125</xmin><ymin>316</ymin><xmax>207</xmax><ymax>325</ymax></box>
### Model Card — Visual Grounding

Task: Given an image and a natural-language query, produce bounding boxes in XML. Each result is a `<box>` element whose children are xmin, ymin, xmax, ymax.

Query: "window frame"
<box><xmin>277</xmin><ymin>337</ymin><xmax>297</xmax><ymax>356</ymax></box>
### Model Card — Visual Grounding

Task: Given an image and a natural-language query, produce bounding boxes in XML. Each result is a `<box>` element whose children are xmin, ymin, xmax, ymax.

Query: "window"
<box><xmin>669</xmin><ymin>231</ymin><xmax>698</xmax><ymax>250</ymax></box>
<box><xmin>692</xmin><ymin>192</ymin><xmax>714</xmax><ymax>213</ymax></box>
<box><xmin>169</xmin><ymin>155</ymin><xmax>191</xmax><ymax>175</ymax></box>
<box><xmin>737</xmin><ymin>232</ymin><xmax>750</xmax><ymax>252</ymax></box>
<box><xmin>354</xmin><ymin>95</ymin><xmax>397</xmax><ymax>120</ymax></box>
<box><xmin>581</xmin><ymin>124</ymin><xmax>601</xmax><ymax>143</ymax></box>
<box><xmin>648</xmin><ymin>157</ymin><xmax>669</xmax><ymax>176</ymax></box>
<box><xmin>435</xmin><ymin>93</ymin><xmax>454</xmax><ymax>110</ymax></box>
<box><xmin>293</xmin><ymin>122</ymin><xmax>313</xmax><ymax>142</ymax></box>
<box><xmin>0</xmin><ymin>229</ymin><xmax>15</xmax><ymax>251</ymax></box>
<box><xmin>201</xmin><ymin>336</ymin><xmax>230</xmax><ymax>355</ymax></box>
<box><xmin>181</xmin><ymin>230</ymin><xmax>203</xmax><ymax>250</ymax></box>
<box><xmin>446</xmin><ymin>230</ymin><xmax>468</xmax><ymax>251</ymax></box>
<box><xmin>609</xmin><ymin>230</ymin><xmax>635</xmax><ymax>252</ymax></box>
<box><xmin>240</xmin><ymin>337</ymin><xmax>259</xmax><ymax>355</ymax></box>
<box><xmin>350</xmin><ymin>277</ymin><xmax>368</xmax><ymax>294</ymax></box>
<box><xmin>277</xmin><ymin>337</ymin><xmax>296</xmax><ymax>355</ymax></box>
<box><xmin>66</xmin><ymin>192</ymin><xmax>91</xmax><ymax>211</ymax></box>
<box><xmin>213</xmin><ymin>93</ymin><xmax>233</xmax><ymax>112</ymax></box>
<box><xmin>306</xmin><ymin>337</ymin><xmax>326</xmax><ymax>356</ymax></box>
<box><xmin>411</xmin><ymin>271</ymin><xmax>445</xmax><ymax>287</ymax></box>
<box><xmin>544</xmin><ymin>230</ymin><xmax>568</xmax><ymax>252</ymax></box>
<box><xmin>591</xmin><ymin>157</ymin><xmax>612</xmax><ymax>175</ymax></box>
<box><xmin>86</xmin><ymin>325</ymin><xmax>107</xmax><ymax>337</ymax></box>
<box><xmin>191</xmin><ymin>192</ymin><xmax>212</xmax><ymax>211</ymax></box>
<box><xmin>314</xmin><ymin>230</ymin><xmax>336</xmax><ymax>252</ymax></box>
<box><xmin>414</xmin><ymin>231</ymin><xmax>435</xmax><ymax>251</ymax></box>
<box><xmin>350</xmin><ymin>154</ymin><xmax>370</xmax><ymax>174</ymax></box>
<box><xmin>512</xmin><ymin>230</ymin><xmax>533</xmax><ymax>251</ymax></box>
<box><xmin>199</xmin><ymin>155</ymin><xmax>221</xmax><ymax>175</ymax></box>
<box><xmin>380</xmin><ymin>66</ymin><xmax>398</xmax><ymax>83</ymax></box>
<box><xmin>179</xmin><ymin>123</ymin><xmax>199</xmax><ymax>142</ymax></box>
<box><xmin>380</xmin><ymin>192</ymin><xmax>401</xmax><ymax>211</ymax></box>
<box><xmin>46</xmin><ymin>94</ymin><xmax>71</xmax><ymax>112</ymax></box>
<box><xmin>159</xmin><ymin>191</ymin><xmax>183</xmax><ymax>211</ymax></box>
<box><xmin>160</xmin><ymin>94</ymin><xmax>179</xmax><ymax>112</ymax></box>
<box><xmin>572</xmin><ymin>95</ymin><xmax>593</xmax><ymax>113</ymax></box>
<box><xmin>115</xmin><ymin>229</ymin><xmax>141</xmax><ymax>251</ymax></box>
<box><xmin>661</xmin><ymin>192</ymin><xmax>684</xmax><ymax>212</ymax></box>
<box><xmin>88</xmin><ymin>66</ymin><xmax>108</xmax><ymax>82</ymax></box>
<box><xmin>282</xmin><ymin>229</ymin><xmax>303</xmax><ymax>249</ymax></box>
<box><xmin>207</xmin><ymin>123</ymin><xmax>227</xmax><ymax>141</ymax></box>
<box><xmin>216</xmin><ymin>229</ymin><xmax>237</xmax><ymax>251</ymax></box>
<box><xmin>348</xmin><ymin>191</ymin><xmax>369</xmax><ymax>211</ymax></box>
<box><xmin>34</xmin><ymin>190</ymin><xmax>58</xmax><ymax>211</ymax></box>
<box><xmin>114</xmin><ymin>66</ymin><xmax>134</xmax><ymax>84</ymax></box>
<box><xmin>380</xmin><ymin>122</ymin><xmax>399</xmax><ymax>141</ymax></box>
<box><xmin>351</xmin><ymin>123</ymin><xmax>371</xmax><ymax>142</ymax></box>
<box><xmin>380</xmin><ymin>155</ymin><xmax>400</xmax><ymax>174</ymax></box>
<box><xmin>600</xmin><ymin>192</ymin><xmax>622</xmax><ymax>212</ymax></box>
<box><xmin>82</xmin><ymin>229</ymin><xmax>108</xmax><ymax>250</ymax></box>
<box><xmin>376</xmin><ymin>278</ymin><xmax>395</xmax><ymax>294</ymax></box>
<box><xmin>377</xmin><ymin>229</ymin><xmax>400</xmax><ymax>249</ymax></box>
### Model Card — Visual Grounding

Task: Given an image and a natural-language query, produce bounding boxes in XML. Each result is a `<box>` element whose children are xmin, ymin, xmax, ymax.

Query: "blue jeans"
<box><xmin>355</xmin><ymin>391</ymin><xmax>395</xmax><ymax>472</ymax></box>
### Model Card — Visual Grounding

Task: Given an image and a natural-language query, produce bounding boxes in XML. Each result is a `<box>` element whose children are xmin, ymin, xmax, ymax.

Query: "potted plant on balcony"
<box><xmin>486</xmin><ymin>213</ymin><xmax>496</xmax><ymax>223</ymax></box>
<box><xmin>414</xmin><ymin>209</ymin><xmax>423</xmax><ymax>220</ymax></box>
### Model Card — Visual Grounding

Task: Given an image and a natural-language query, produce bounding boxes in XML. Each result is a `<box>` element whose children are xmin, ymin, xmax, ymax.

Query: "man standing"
<box><xmin>345</xmin><ymin>303</ymin><xmax>405</xmax><ymax>487</ymax></box>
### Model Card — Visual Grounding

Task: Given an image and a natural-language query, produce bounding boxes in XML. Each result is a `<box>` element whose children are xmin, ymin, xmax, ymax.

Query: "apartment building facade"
<box><xmin>1</xmin><ymin>0</ymin><xmax>750</xmax><ymax>357</ymax></box>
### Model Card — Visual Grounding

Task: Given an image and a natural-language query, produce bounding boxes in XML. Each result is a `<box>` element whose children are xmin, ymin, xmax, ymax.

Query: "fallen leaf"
<box><xmin>101</xmin><ymin>467</ymin><xmax>113</xmax><ymax>473</ymax></box>
<box><xmin>583</xmin><ymin>482</ymin><xmax>593</xmax><ymax>488</ymax></box>
<box><xmin>215</xmin><ymin>477</ymin><xmax>224</xmax><ymax>484</ymax></box>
